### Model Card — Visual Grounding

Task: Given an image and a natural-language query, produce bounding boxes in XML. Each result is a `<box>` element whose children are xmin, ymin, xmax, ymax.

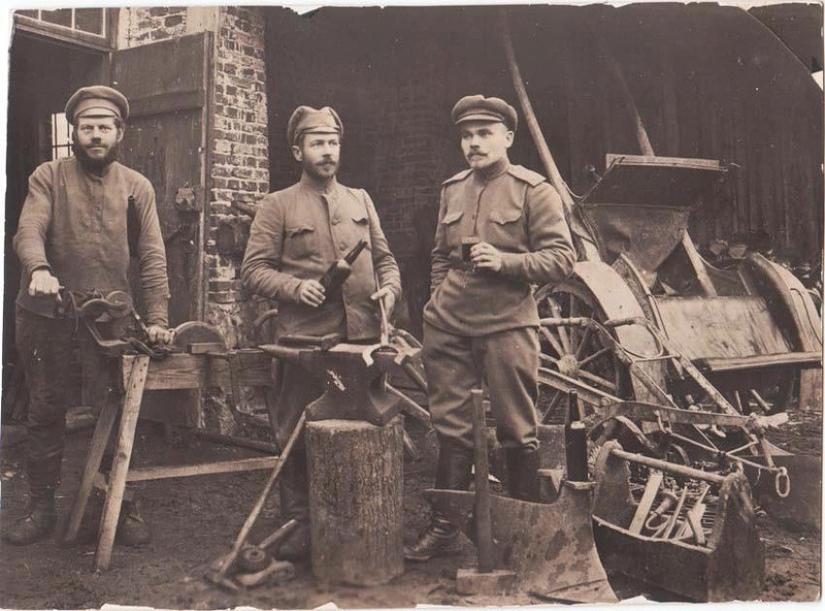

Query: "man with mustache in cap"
<box><xmin>5</xmin><ymin>86</ymin><xmax>173</xmax><ymax>546</ymax></box>
<box><xmin>242</xmin><ymin>105</ymin><xmax>401</xmax><ymax>561</ymax></box>
<box><xmin>405</xmin><ymin>95</ymin><xmax>576</xmax><ymax>561</ymax></box>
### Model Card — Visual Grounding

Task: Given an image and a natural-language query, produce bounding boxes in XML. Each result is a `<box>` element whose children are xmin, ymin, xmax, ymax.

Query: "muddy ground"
<box><xmin>0</xmin><ymin>408</ymin><xmax>820</xmax><ymax>609</ymax></box>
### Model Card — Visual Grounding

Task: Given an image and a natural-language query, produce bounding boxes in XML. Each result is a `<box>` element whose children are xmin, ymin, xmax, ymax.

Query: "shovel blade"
<box><xmin>424</xmin><ymin>488</ymin><xmax>617</xmax><ymax>604</ymax></box>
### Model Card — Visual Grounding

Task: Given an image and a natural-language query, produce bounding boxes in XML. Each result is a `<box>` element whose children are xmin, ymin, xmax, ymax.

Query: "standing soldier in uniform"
<box><xmin>405</xmin><ymin>95</ymin><xmax>576</xmax><ymax>561</ymax></box>
<box><xmin>242</xmin><ymin>105</ymin><xmax>401</xmax><ymax>561</ymax></box>
<box><xmin>5</xmin><ymin>86</ymin><xmax>173</xmax><ymax>546</ymax></box>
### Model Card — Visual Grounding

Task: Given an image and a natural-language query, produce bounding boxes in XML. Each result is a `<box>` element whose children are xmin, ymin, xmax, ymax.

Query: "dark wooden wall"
<box><xmin>264</xmin><ymin>4</ymin><xmax>823</xmax><ymax>332</ymax></box>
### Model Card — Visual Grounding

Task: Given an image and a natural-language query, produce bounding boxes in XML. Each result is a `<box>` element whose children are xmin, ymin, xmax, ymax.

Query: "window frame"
<box><xmin>13</xmin><ymin>9</ymin><xmax>116</xmax><ymax>52</ymax></box>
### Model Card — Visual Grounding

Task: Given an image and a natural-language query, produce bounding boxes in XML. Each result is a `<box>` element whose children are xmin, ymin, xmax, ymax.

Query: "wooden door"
<box><xmin>112</xmin><ymin>32</ymin><xmax>212</xmax><ymax>325</ymax></box>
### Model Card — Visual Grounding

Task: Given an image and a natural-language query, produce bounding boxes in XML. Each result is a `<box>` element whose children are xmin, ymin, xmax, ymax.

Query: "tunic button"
<box><xmin>331</xmin><ymin>218</ymin><xmax>339</xmax><ymax>225</ymax></box>
<box><xmin>339</xmin><ymin>244</ymin><xmax>346</xmax><ymax>251</ymax></box>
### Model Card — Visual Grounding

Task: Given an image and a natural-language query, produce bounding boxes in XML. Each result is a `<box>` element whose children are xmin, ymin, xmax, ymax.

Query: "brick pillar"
<box><xmin>204</xmin><ymin>6</ymin><xmax>271</xmax><ymax>350</ymax></box>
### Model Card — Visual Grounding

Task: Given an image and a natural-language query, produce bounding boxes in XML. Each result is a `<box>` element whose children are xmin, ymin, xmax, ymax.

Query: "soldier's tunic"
<box><xmin>242</xmin><ymin>173</ymin><xmax>401</xmax><ymax>446</ymax></box>
<box><xmin>423</xmin><ymin>160</ymin><xmax>576</xmax><ymax>450</ymax></box>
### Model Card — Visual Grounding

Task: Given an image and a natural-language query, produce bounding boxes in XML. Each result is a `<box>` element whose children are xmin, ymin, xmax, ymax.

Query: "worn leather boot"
<box><xmin>506</xmin><ymin>446</ymin><xmax>541</xmax><ymax>502</ymax></box>
<box><xmin>2</xmin><ymin>490</ymin><xmax>57</xmax><ymax>545</ymax></box>
<box><xmin>275</xmin><ymin>451</ymin><xmax>311</xmax><ymax>562</ymax></box>
<box><xmin>404</xmin><ymin>442</ymin><xmax>473</xmax><ymax>562</ymax></box>
<box><xmin>116</xmin><ymin>498</ymin><xmax>151</xmax><ymax>546</ymax></box>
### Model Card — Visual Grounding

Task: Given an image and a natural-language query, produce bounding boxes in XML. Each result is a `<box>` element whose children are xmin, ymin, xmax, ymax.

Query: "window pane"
<box><xmin>75</xmin><ymin>9</ymin><xmax>103</xmax><ymax>35</ymax></box>
<box><xmin>16</xmin><ymin>10</ymin><xmax>38</xmax><ymax>19</ymax></box>
<box><xmin>51</xmin><ymin>113</ymin><xmax>72</xmax><ymax>161</ymax></box>
<box><xmin>40</xmin><ymin>9</ymin><xmax>72</xmax><ymax>28</ymax></box>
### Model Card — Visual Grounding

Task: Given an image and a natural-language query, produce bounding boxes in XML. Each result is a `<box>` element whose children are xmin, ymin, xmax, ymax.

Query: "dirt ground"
<box><xmin>0</xmin><ymin>409</ymin><xmax>820</xmax><ymax>609</ymax></box>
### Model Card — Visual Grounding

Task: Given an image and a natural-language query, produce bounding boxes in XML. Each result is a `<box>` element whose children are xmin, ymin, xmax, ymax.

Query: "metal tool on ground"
<box><xmin>227</xmin><ymin>521</ymin><xmax>301</xmax><ymax>589</ymax></box>
<box><xmin>455</xmin><ymin>390</ymin><xmax>516</xmax><ymax>596</ymax></box>
<box><xmin>206</xmin><ymin>411</ymin><xmax>306</xmax><ymax>587</ymax></box>
<box><xmin>235</xmin><ymin>519</ymin><xmax>300</xmax><ymax>574</ymax></box>
<box><xmin>235</xmin><ymin>559</ymin><xmax>295</xmax><ymax>588</ymax></box>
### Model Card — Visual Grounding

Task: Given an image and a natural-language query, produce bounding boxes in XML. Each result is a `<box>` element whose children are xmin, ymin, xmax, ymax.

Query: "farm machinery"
<box><xmin>493</xmin><ymin>11</ymin><xmax>822</xmax><ymax>601</ymax></box>
<box><xmin>531</xmin><ymin>154</ymin><xmax>821</xmax><ymax>600</ymax></box>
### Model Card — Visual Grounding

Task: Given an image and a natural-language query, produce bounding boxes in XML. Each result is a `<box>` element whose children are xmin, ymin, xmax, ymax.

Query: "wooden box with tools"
<box><xmin>591</xmin><ymin>440</ymin><xmax>765</xmax><ymax>602</ymax></box>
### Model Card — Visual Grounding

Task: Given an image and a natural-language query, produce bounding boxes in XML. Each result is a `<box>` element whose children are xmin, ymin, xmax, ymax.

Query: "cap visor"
<box><xmin>456</xmin><ymin>112</ymin><xmax>506</xmax><ymax>125</ymax></box>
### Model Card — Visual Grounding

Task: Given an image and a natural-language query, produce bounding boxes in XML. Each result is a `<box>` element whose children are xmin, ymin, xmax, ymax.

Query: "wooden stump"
<box><xmin>307</xmin><ymin>417</ymin><xmax>404</xmax><ymax>586</ymax></box>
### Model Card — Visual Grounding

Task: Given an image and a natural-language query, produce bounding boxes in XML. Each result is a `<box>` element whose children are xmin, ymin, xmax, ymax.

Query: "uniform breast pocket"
<box><xmin>441</xmin><ymin>209</ymin><xmax>464</xmax><ymax>249</ymax></box>
<box><xmin>350</xmin><ymin>213</ymin><xmax>372</xmax><ymax>249</ymax></box>
<box><xmin>487</xmin><ymin>205</ymin><xmax>525</xmax><ymax>249</ymax></box>
<box><xmin>285</xmin><ymin>224</ymin><xmax>319</xmax><ymax>258</ymax></box>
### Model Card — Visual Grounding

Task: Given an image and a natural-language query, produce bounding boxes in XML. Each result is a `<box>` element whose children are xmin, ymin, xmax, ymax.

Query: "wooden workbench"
<box><xmin>64</xmin><ymin>349</ymin><xmax>278</xmax><ymax>570</ymax></box>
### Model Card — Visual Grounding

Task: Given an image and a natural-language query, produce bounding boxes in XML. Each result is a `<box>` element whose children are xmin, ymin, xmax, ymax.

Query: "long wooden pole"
<box><xmin>471</xmin><ymin>389</ymin><xmax>493</xmax><ymax>573</ymax></box>
<box><xmin>499</xmin><ymin>9</ymin><xmax>600</xmax><ymax>260</ymax></box>
<box><xmin>499</xmin><ymin>9</ymin><xmax>575</xmax><ymax>217</ymax></box>
<box><xmin>595</xmin><ymin>37</ymin><xmax>656</xmax><ymax>156</ymax></box>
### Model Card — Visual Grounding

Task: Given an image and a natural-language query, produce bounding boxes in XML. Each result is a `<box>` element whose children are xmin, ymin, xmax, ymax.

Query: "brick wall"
<box><xmin>119</xmin><ymin>7</ymin><xmax>270</xmax><ymax>349</ymax></box>
<box><xmin>204</xmin><ymin>6</ymin><xmax>270</xmax><ymax>349</ymax></box>
<box><xmin>118</xmin><ymin>6</ymin><xmax>189</xmax><ymax>46</ymax></box>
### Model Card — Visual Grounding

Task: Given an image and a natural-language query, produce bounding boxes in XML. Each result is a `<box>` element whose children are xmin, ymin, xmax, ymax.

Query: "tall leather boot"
<box><xmin>2</xmin><ymin>454</ymin><xmax>61</xmax><ymax>545</ymax></box>
<box><xmin>275</xmin><ymin>450</ymin><xmax>311</xmax><ymax>562</ymax></box>
<box><xmin>505</xmin><ymin>446</ymin><xmax>541</xmax><ymax>502</ymax></box>
<box><xmin>404</xmin><ymin>442</ymin><xmax>473</xmax><ymax>562</ymax></box>
<box><xmin>2</xmin><ymin>488</ymin><xmax>56</xmax><ymax>545</ymax></box>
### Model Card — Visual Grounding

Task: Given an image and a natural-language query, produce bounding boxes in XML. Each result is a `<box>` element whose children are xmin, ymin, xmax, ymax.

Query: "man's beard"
<box><xmin>303</xmin><ymin>158</ymin><xmax>338</xmax><ymax>182</ymax></box>
<box><xmin>72</xmin><ymin>141</ymin><xmax>119</xmax><ymax>172</ymax></box>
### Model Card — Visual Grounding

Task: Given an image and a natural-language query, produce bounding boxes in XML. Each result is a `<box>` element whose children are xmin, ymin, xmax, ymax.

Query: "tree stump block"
<box><xmin>307</xmin><ymin>417</ymin><xmax>404</xmax><ymax>586</ymax></box>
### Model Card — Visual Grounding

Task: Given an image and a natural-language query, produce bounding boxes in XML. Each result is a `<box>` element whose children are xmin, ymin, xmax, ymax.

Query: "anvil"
<box><xmin>260</xmin><ymin>340</ymin><xmax>420</xmax><ymax>426</ymax></box>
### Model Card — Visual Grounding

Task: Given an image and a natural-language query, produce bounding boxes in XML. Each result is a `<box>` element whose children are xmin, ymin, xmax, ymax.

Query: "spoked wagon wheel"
<box><xmin>535</xmin><ymin>281</ymin><xmax>631</xmax><ymax>424</ymax></box>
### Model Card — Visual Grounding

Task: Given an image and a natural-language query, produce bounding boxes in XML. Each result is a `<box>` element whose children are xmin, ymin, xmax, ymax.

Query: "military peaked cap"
<box><xmin>451</xmin><ymin>95</ymin><xmax>518</xmax><ymax>132</ymax></box>
<box><xmin>287</xmin><ymin>106</ymin><xmax>343</xmax><ymax>146</ymax></box>
<box><xmin>65</xmin><ymin>85</ymin><xmax>130</xmax><ymax>125</ymax></box>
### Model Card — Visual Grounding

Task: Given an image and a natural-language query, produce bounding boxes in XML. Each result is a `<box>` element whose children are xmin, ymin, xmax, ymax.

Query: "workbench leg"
<box><xmin>63</xmin><ymin>397</ymin><xmax>120</xmax><ymax>544</ymax></box>
<box><xmin>94</xmin><ymin>355</ymin><xmax>150</xmax><ymax>571</ymax></box>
